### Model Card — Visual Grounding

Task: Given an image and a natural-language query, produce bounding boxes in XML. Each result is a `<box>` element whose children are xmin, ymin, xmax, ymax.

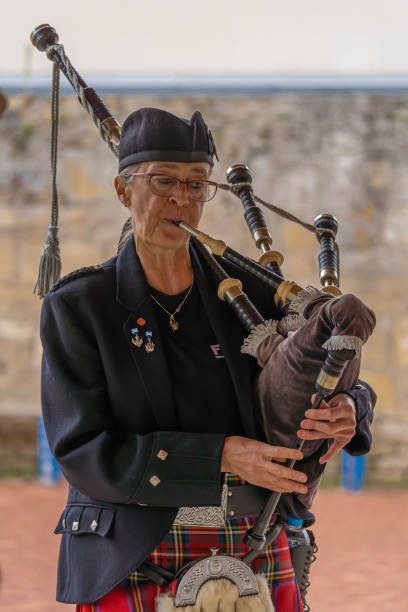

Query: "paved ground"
<box><xmin>0</xmin><ymin>480</ymin><xmax>406</xmax><ymax>611</ymax></box>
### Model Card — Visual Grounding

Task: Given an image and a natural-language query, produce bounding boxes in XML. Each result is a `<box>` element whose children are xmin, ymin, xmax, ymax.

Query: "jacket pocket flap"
<box><xmin>54</xmin><ymin>505</ymin><xmax>115</xmax><ymax>537</ymax></box>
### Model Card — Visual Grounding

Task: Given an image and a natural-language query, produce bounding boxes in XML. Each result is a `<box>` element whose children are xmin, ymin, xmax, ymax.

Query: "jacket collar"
<box><xmin>116</xmin><ymin>234</ymin><xmax>150</xmax><ymax>312</ymax></box>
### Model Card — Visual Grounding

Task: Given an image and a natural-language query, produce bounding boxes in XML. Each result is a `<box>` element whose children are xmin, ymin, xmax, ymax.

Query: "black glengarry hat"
<box><xmin>118</xmin><ymin>107</ymin><xmax>218</xmax><ymax>172</ymax></box>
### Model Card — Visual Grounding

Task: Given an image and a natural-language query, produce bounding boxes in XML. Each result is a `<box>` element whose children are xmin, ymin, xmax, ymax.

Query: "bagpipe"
<box><xmin>31</xmin><ymin>24</ymin><xmax>376</xmax><ymax>612</ymax></box>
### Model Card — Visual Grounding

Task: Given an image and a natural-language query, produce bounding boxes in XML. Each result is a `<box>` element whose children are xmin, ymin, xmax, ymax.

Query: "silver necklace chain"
<box><xmin>150</xmin><ymin>283</ymin><xmax>193</xmax><ymax>331</ymax></box>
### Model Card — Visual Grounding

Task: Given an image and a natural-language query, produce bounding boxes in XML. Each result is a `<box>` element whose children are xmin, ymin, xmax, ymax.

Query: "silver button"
<box><xmin>72</xmin><ymin>521</ymin><xmax>79</xmax><ymax>531</ymax></box>
<box><xmin>157</xmin><ymin>450</ymin><xmax>168</xmax><ymax>461</ymax></box>
<box><xmin>228</xmin><ymin>510</ymin><xmax>235</xmax><ymax>517</ymax></box>
<box><xmin>149</xmin><ymin>475</ymin><xmax>161</xmax><ymax>487</ymax></box>
<box><xmin>90</xmin><ymin>520</ymin><xmax>98</xmax><ymax>531</ymax></box>
<box><xmin>227</xmin><ymin>490</ymin><xmax>233</xmax><ymax>497</ymax></box>
<box><xmin>62</xmin><ymin>519</ymin><xmax>66</xmax><ymax>528</ymax></box>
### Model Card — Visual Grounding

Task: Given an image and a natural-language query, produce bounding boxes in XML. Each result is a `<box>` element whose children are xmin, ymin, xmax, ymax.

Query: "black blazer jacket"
<box><xmin>40</xmin><ymin>236</ymin><xmax>375</xmax><ymax>604</ymax></box>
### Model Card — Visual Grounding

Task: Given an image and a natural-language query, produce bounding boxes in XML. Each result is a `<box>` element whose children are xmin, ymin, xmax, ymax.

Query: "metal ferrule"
<box><xmin>253</xmin><ymin>228</ymin><xmax>273</xmax><ymax>250</ymax></box>
<box><xmin>320</xmin><ymin>267</ymin><xmax>339</xmax><ymax>285</ymax></box>
<box><xmin>101</xmin><ymin>117</ymin><xmax>122</xmax><ymax>146</ymax></box>
<box><xmin>315</xmin><ymin>370</ymin><xmax>340</xmax><ymax>392</ymax></box>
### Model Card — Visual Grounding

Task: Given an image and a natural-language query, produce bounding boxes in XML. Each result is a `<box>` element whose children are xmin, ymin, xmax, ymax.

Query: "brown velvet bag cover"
<box><xmin>254</xmin><ymin>293</ymin><xmax>376</xmax><ymax>508</ymax></box>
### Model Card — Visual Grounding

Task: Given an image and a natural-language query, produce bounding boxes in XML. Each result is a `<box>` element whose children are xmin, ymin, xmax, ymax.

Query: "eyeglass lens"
<box><xmin>149</xmin><ymin>175</ymin><xmax>216</xmax><ymax>202</ymax></box>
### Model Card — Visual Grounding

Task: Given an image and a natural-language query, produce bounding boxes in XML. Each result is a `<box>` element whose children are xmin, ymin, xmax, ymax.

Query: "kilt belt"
<box><xmin>174</xmin><ymin>483</ymin><xmax>271</xmax><ymax>527</ymax></box>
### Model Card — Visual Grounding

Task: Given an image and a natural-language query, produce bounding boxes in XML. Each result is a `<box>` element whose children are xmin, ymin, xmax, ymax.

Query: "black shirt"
<box><xmin>149</xmin><ymin>282</ymin><xmax>243</xmax><ymax>436</ymax></box>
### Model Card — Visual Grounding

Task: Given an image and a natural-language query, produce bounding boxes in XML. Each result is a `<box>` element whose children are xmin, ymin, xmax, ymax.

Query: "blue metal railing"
<box><xmin>341</xmin><ymin>451</ymin><xmax>367</xmax><ymax>492</ymax></box>
<box><xmin>3</xmin><ymin>74</ymin><xmax>408</xmax><ymax>96</ymax></box>
<box><xmin>37</xmin><ymin>417</ymin><xmax>62</xmax><ymax>486</ymax></box>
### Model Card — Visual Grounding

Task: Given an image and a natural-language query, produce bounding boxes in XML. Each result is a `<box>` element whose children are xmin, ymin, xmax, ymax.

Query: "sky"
<box><xmin>2</xmin><ymin>0</ymin><xmax>408</xmax><ymax>75</ymax></box>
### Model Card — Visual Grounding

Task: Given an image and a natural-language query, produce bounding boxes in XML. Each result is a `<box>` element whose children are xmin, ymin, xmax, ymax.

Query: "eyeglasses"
<box><xmin>128</xmin><ymin>173</ymin><xmax>218</xmax><ymax>202</ymax></box>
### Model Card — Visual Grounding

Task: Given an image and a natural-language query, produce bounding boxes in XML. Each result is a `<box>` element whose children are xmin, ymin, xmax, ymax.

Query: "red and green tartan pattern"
<box><xmin>77</xmin><ymin>476</ymin><xmax>303</xmax><ymax>612</ymax></box>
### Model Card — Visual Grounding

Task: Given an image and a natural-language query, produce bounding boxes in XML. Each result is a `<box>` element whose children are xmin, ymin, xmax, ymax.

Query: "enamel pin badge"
<box><xmin>145</xmin><ymin>330</ymin><xmax>155</xmax><ymax>353</ymax></box>
<box><xmin>130</xmin><ymin>318</ymin><xmax>155</xmax><ymax>353</ymax></box>
<box><xmin>130</xmin><ymin>327</ymin><xmax>143</xmax><ymax>348</ymax></box>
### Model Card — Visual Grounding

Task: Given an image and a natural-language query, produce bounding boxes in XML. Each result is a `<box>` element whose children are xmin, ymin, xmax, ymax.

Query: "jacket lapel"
<box><xmin>190</xmin><ymin>245</ymin><xmax>257</xmax><ymax>438</ymax></box>
<box><xmin>116</xmin><ymin>236</ymin><xmax>257</xmax><ymax>437</ymax></box>
<box><xmin>116</xmin><ymin>237</ymin><xmax>179</xmax><ymax>430</ymax></box>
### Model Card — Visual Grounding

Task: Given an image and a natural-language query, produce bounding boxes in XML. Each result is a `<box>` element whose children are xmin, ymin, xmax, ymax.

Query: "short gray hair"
<box><xmin>117</xmin><ymin>163</ymin><xmax>141</xmax><ymax>183</ymax></box>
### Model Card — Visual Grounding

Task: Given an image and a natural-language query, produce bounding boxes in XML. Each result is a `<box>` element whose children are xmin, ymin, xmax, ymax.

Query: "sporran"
<box><xmin>156</xmin><ymin>549</ymin><xmax>274</xmax><ymax>611</ymax></box>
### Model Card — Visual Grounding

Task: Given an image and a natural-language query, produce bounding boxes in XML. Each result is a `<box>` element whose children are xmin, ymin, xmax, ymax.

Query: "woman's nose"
<box><xmin>169</xmin><ymin>184</ymin><xmax>190</xmax><ymax>207</ymax></box>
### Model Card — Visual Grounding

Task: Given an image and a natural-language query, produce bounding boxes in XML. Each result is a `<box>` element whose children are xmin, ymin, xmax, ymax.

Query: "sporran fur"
<box><xmin>156</xmin><ymin>574</ymin><xmax>274</xmax><ymax>611</ymax></box>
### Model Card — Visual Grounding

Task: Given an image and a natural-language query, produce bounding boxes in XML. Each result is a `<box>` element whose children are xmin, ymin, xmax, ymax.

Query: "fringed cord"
<box><xmin>33</xmin><ymin>62</ymin><xmax>62</xmax><ymax>297</ymax></box>
<box><xmin>278</xmin><ymin>313</ymin><xmax>305</xmax><ymax>336</ymax></box>
<box><xmin>322</xmin><ymin>335</ymin><xmax>363</xmax><ymax>359</ymax></box>
<box><xmin>218</xmin><ymin>182</ymin><xmax>316</xmax><ymax>234</ymax></box>
<box><xmin>287</xmin><ymin>286</ymin><xmax>324</xmax><ymax>316</ymax></box>
<box><xmin>241</xmin><ymin>320</ymin><xmax>279</xmax><ymax>357</ymax></box>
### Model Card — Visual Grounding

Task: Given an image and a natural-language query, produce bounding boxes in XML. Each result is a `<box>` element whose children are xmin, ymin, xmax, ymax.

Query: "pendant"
<box><xmin>130</xmin><ymin>327</ymin><xmax>143</xmax><ymax>348</ymax></box>
<box><xmin>169</xmin><ymin>315</ymin><xmax>179</xmax><ymax>332</ymax></box>
<box><xmin>145</xmin><ymin>330</ymin><xmax>155</xmax><ymax>353</ymax></box>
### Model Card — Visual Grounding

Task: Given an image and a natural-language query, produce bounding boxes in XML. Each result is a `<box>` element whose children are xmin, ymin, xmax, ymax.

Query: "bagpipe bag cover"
<box><xmin>253</xmin><ymin>293</ymin><xmax>376</xmax><ymax>508</ymax></box>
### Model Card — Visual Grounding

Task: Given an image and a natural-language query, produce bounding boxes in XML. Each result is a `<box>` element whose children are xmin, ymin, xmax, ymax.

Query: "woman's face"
<box><xmin>115</xmin><ymin>161</ymin><xmax>211</xmax><ymax>252</ymax></box>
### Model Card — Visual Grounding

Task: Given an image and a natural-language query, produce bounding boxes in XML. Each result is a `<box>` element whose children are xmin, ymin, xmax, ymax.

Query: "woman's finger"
<box><xmin>259</xmin><ymin>458</ymin><xmax>307</xmax><ymax>482</ymax></box>
<box><xmin>319</xmin><ymin>439</ymin><xmax>345</xmax><ymax>463</ymax></box>
<box><xmin>298</xmin><ymin>427</ymin><xmax>355</xmax><ymax>441</ymax></box>
<box><xmin>297</xmin><ymin>429</ymin><xmax>332</xmax><ymax>440</ymax></box>
<box><xmin>300</xmin><ymin>418</ymin><xmax>355</xmax><ymax>436</ymax></box>
<box><xmin>305</xmin><ymin>406</ymin><xmax>352</xmax><ymax>422</ymax></box>
<box><xmin>257</xmin><ymin>475</ymin><xmax>308</xmax><ymax>494</ymax></box>
<box><xmin>262</xmin><ymin>445</ymin><xmax>304</xmax><ymax>462</ymax></box>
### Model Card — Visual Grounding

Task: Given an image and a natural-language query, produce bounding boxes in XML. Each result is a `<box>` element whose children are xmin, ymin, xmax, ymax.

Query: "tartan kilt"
<box><xmin>76</xmin><ymin>477</ymin><xmax>303</xmax><ymax>612</ymax></box>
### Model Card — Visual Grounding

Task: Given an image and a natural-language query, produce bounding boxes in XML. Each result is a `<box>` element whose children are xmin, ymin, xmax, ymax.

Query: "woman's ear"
<box><xmin>114</xmin><ymin>176</ymin><xmax>130</xmax><ymax>208</ymax></box>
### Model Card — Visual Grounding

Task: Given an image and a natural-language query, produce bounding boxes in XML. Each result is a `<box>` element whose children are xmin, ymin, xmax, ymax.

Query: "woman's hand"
<box><xmin>221</xmin><ymin>436</ymin><xmax>308</xmax><ymax>494</ymax></box>
<box><xmin>298</xmin><ymin>393</ymin><xmax>357</xmax><ymax>464</ymax></box>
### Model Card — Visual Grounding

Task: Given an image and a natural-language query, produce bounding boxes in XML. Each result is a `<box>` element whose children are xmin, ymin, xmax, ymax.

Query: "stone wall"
<box><xmin>1</xmin><ymin>93</ymin><xmax>407</xmax><ymax>484</ymax></box>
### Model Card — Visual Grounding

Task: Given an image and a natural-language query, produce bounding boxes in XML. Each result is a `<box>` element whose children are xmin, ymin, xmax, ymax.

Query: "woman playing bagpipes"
<box><xmin>39</xmin><ymin>106</ymin><xmax>376</xmax><ymax>612</ymax></box>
